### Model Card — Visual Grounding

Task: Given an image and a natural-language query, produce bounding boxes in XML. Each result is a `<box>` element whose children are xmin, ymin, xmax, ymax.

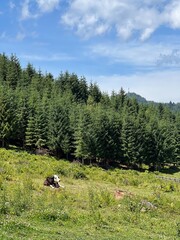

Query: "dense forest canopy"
<box><xmin>0</xmin><ymin>53</ymin><xmax>179</xmax><ymax>170</ymax></box>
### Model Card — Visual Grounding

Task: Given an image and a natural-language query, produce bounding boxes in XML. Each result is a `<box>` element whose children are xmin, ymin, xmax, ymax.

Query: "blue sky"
<box><xmin>0</xmin><ymin>0</ymin><xmax>180</xmax><ymax>103</ymax></box>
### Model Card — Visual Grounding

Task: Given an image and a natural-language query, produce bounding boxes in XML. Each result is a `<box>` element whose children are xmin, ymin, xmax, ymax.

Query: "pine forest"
<box><xmin>0</xmin><ymin>53</ymin><xmax>179</xmax><ymax>170</ymax></box>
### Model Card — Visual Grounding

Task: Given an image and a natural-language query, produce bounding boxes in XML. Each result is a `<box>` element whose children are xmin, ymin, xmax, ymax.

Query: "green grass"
<box><xmin>0</xmin><ymin>148</ymin><xmax>180</xmax><ymax>240</ymax></box>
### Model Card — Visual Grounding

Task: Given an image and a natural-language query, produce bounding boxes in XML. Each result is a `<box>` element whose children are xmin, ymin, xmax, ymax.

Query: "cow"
<box><xmin>44</xmin><ymin>175</ymin><xmax>64</xmax><ymax>189</ymax></box>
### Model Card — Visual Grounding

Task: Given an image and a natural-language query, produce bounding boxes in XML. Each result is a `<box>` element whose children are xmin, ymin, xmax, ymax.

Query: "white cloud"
<box><xmin>36</xmin><ymin>0</ymin><xmax>60</xmax><ymax>13</ymax></box>
<box><xmin>0</xmin><ymin>32</ymin><xmax>6</xmax><ymax>39</ymax></box>
<box><xmin>16</xmin><ymin>32</ymin><xmax>26</xmax><ymax>41</ymax></box>
<box><xmin>20</xmin><ymin>53</ymin><xmax>75</xmax><ymax>61</ymax></box>
<box><xmin>89</xmin><ymin>41</ymin><xmax>180</xmax><ymax>68</ymax></box>
<box><xmin>21</xmin><ymin>0</ymin><xmax>60</xmax><ymax>20</ymax></box>
<box><xmin>165</xmin><ymin>1</ymin><xmax>180</xmax><ymax>28</ymax></box>
<box><xmin>61</xmin><ymin>0</ymin><xmax>180</xmax><ymax>40</ymax></box>
<box><xmin>9</xmin><ymin>1</ymin><xmax>16</xmax><ymax>10</ymax></box>
<box><xmin>90</xmin><ymin>70</ymin><xmax>180</xmax><ymax>103</ymax></box>
<box><xmin>21</xmin><ymin>0</ymin><xmax>34</xmax><ymax>20</ymax></box>
<box><xmin>140</xmin><ymin>27</ymin><xmax>155</xmax><ymax>41</ymax></box>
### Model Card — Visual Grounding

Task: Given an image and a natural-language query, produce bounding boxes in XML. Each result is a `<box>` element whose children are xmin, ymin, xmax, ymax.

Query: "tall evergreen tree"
<box><xmin>0</xmin><ymin>53</ymin><xmax>8</xmax><ymax>84</ymax></box>
<box><xmin>0</xmin><ymin>86</ymin><xmax>15</xmax><ymax>147</ymax></box>
<box><xmin>48</xmin><ymin>101</ymin><xmax>71</xmax><ymax>157</ymax></box>
<box><xmin>74</xmin><ymin>107</ymin><xmax>97</xmax><ymax>162</ymax></box>
<box><xmin>12</xmin><ymin>88</ymin><xmax>29</xmax><ymax>147</ymax></box>
<box><xmin>25</xmin><ymin>115</ymin><xmax>36</xmax><ymax>149</ymax></box>
<box><xmin>89</xmin><ymin>82</ymin><xmax>102</xmax><ymax>103</ymax></box>
<box><xmin>6</xmin><ymin>54</ymin><xmax>21</xmax><ymax>89</ymax></box>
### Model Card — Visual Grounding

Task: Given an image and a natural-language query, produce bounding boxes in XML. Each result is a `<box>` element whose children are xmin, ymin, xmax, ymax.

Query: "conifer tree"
<box><xmin>121</xmin><ymin>115</ymin><xmax>137</xmax><ymax>166</ymax></box>
<box><xmin>6</xmin><ymin>54</ymin><xmax>21</xmax><ymax>89</ymax></box>
<box><xmin>0</xmin><ymin>53</ymin><xmax>8</xmax><ymax>84</ymax></box>
<box><xmin>34</xmin><ymin>102</ymin><xmax>48</xmax><ymax>149</ymax></box>
<box><xmin>12</xmin><ymin>88</ymin><xmax>29</xmax><ymax>147</ymax></box>
<box><xmin>89</xmin><ymin>82</ymin><xmax>102</xmax><ymax>103</ymax></box>
<box><xmin>0</xmin><ymin>86</ymin><xmax>15</xmax><ymax>147</ymax></box>
<box><xmin>174</xmin><ymin>117</ymin><xmax>180</xmax><ymax>166</ymax></box>
<box><xmin>25</xmin><ymin>116</ymin><xmax>36</xmax><ymax>149</ymax></box>
<box><xmin>74</xmin><ymin>108</ymin><xmax>96</xmax><ymax>162</ymax></box>
<box><xmin>94</xmin><ymin>110</ymin><xmax>115</xmax><ymax>165</ymax></box>
<box><xmin>48</xmin><ymin>101</ymin><xmax>71</xmax><ymax>157</ymax></box>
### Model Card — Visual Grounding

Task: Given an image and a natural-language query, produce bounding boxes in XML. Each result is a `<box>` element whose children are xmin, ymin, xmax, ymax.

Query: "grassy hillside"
<box><xmin>0</xmin><ymin>148</ymin><xmax>179</xmax><ymax>240</ymax></box>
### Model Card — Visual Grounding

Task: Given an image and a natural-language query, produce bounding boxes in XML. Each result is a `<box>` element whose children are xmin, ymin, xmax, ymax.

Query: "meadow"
<box><xmin>0</xmin><ymin>148</ymin><xmax>179</xmax><ymax>240</ymax></box>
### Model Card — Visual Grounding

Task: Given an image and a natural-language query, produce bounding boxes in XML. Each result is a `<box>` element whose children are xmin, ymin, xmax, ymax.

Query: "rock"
<box><xmin>141</xmin><ymin>200</ymin><xmax>157</xmax><ymax>209</ymax></box>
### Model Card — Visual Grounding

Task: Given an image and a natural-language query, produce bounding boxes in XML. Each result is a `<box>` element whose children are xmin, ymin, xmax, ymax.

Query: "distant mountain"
<box><xmin>127</xmin><ymin>92</ymin><xmax>180</xmax><ymax>112</ymax></box>
<box><xmin>127</xmin><ymin>92</ymin><xmax>148</xmax><ymax>103</ymax></box>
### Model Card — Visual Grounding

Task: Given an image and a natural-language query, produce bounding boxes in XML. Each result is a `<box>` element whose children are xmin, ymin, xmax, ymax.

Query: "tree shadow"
<box><xmin>159</xmin><ymin>166</ymin><xmax>180</xmax><ymax>175</ymax></box>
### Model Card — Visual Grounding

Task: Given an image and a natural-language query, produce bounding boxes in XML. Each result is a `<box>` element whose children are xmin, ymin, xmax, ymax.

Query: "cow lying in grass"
<box><xmin>44</xmin><ymin>175</ymin><xmax>64</xmax><ymax>189</ymax></box>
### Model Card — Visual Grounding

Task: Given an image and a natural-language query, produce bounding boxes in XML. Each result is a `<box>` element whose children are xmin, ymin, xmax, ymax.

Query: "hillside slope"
<box><xmin>127</xmin><ymin>92</ymin><xmax>180</xmax><ymax>112</ymax></box>
<box><xmin>0</xmin><ymin>148</ymin><xmax>180</xmax><ymax>240</ymax></box>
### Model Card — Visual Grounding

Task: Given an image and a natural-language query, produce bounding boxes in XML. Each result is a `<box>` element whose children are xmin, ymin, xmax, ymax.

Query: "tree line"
<box><xmin>0</xmin><ymin>53</ymin><xmax>179</xmax><ymax>170</ymax></box>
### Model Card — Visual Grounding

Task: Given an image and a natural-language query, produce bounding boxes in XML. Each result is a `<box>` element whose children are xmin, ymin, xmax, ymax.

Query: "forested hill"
<box><xmin>127</xmin><ymin>92</ymin><xmax>180</xmax><ymax>112</ymax></box>
<box><xmin>0</xmin><ymin>53</ymin><xmax>179</xmax><ymax>170</ymax></box>
<box><xmin>127</xmin><ymin>92</ymin><xmax>148</xmax><ymax>103</ymax></box>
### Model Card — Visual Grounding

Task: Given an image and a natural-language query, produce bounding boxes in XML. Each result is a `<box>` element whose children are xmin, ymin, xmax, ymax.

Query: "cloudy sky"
<box><xmin>0</xmin><ymin>0</ymin><xmax>180</xmax><ymax>102</ymax></box>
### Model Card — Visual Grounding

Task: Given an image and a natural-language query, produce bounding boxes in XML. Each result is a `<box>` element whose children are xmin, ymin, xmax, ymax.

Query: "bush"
<box><xmin>88</xmin><ymin>188</ymin><xmax>114</xmax><ymax>211</ymax></box>
<box><xmin>38</xmin><ymin>209</ymin><xmax>70</xmax><ymax>222</ymax></box>
<box><xmin>56</xmin><ymin>161</ymin><xmax>88</xmax><ymax>179</ymax></box>
<box><xmin>73</xmin><ymin>170</ymin><xmax>87</xmax><ymax>179</ymax></box>
<box><xmin>160</xmin><ymin>182</ymin><xmax>177</xmax><ymax>192</ymax></box>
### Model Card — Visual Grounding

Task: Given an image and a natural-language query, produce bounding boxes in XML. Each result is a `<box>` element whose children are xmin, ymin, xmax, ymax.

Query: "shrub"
<box><xmin>88</xmin><ymin>188</ymin><xmax>114</xmax><ymax>210</ymax></box>
<box><xmin>73</xmin><ymin>170</ymin><xmax>87</xmax><ymax>179</ymax></box>
<box><xmin>38</xmin><ymin>209</ymin><xmax>70</xmax><ymax>222</ymax></box>
<box><xmin>160</xmin><ymin>182</ymin><xmax>177</xmax><ymax>192</ymax></box>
